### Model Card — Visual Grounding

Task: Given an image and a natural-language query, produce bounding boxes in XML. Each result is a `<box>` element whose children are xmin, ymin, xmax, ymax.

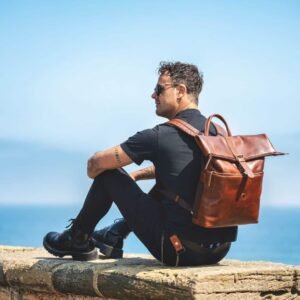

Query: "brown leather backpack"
<box><xmin>161</xmin><ymin>114</ymin><xmax>285</xmax><ymax>228</ymax></box>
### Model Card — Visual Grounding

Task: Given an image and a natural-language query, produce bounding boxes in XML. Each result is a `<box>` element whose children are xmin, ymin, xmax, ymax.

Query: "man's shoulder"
<box><xmin>155</xmin><ymin>115</ymin><xmax>205</xmax><ymax>132</ymax></box>
<box><xmin>151</xmin><ymin>121</ymin><xmax>179</xmax><ymax>134</ymax></box>
<box><xmin>144</xmin><ymin>110</ymin><xmax>207</xmax><ymax>135</ymax></box>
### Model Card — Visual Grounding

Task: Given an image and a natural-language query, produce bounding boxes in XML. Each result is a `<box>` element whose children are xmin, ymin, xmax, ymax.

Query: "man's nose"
<box><xmin>151</xmin><ymin>92</ymin><xmax>157</xmax><ymax>99</ymax></box>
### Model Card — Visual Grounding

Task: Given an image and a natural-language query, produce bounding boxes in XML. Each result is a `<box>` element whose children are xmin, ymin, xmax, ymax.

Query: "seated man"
<box><xmin>43</xmin><ymin>61</ymin><xmax>237</xmax><ymax>266</ymax></box>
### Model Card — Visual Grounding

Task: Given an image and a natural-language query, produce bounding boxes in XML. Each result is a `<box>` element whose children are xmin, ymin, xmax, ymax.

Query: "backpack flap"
<box><xmin>196</xmin><ymin>114</ymin><xmax>286</xmax><ymax>178</ymax></box>
<box><xmin>195</xmin><ymin>134</ymin><xmax>284</xmax><ymax>161</ymax></box>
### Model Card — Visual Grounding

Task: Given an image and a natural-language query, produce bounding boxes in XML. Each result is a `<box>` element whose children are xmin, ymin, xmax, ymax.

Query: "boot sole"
<box><xmin>43</xmin><ymin>237</ymin><xmax>99</xmax><ymax>261</ymax></box>
<box><xmin>93</xmin><ymin>239</ymin><xmax>123</xmax><ymax>259</ymax></box>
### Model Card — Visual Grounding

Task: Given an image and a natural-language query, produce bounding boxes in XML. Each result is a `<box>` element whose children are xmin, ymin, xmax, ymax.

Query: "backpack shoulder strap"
<box><xmin>153</xmin><ymin>185</ymin><xmax>194</xmax><ymax>215</ymax></box>
<box><xmin>168</xmin><ymin>118</ymin><xmax>228</xmax><ymax>137</ymax></box>
<box><xmin>167</xmin><ymin>118</ymin><xmax>200</xmax><ymax>137</ymax></box>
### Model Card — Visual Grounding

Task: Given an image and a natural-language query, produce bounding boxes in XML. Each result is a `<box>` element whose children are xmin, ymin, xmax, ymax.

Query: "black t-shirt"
<box><xmin>121</xmin><ymin>109</ymin><xmax>237</xmax><ymax>243</ymax></box>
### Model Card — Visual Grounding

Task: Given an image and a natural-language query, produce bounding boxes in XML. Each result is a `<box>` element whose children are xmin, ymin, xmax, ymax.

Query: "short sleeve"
<box><xmin>120</xmin><ymin>127</ymin><xmax>158</xmax><ymax>165</ymax></box>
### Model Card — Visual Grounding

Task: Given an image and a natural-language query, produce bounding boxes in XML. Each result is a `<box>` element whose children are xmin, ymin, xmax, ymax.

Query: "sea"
<box><xmin>0</xmin><ymin>204</ymin><xmax>299</xmax><ymax>266</ymax></box>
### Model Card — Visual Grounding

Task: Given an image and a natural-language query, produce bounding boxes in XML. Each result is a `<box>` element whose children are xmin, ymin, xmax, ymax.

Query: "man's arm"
<box><xmin>87</xmin><ymin>145</ymin><xmax>133</xmax><ymax>179</ymax></box>
<box><xmin>130</xmin><ymin>165</ymin><xmax>156</xmax><ymax>181</ymax></box>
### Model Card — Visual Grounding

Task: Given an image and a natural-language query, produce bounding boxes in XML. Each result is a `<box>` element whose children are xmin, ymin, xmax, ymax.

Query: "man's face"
<box><xmin>151</xmin><ymin>74</ymin><xmax>178</xmax><ymax>119</ymax></box>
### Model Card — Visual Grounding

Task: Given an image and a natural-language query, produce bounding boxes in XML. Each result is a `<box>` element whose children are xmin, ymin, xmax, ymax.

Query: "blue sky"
<box><xmin>0</xmin><ymin>1</ymin><xmax>299</xmax><ymax>205</ymax></box>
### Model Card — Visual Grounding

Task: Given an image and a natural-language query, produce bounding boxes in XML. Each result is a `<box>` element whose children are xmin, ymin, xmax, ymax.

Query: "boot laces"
<box><xmin>65</xmin><ymin>218</ymin><xmax>76</xmax><ymax>229</ymax></box>
<box><xmin>113</xmin><ymin>218</ymin><xmax>124</xmax><ymax>224</ymax></box>
<box><xmin>65</xmin><ymin>218</ymin><xmax>89</xmax><ymax>242</ymax></box>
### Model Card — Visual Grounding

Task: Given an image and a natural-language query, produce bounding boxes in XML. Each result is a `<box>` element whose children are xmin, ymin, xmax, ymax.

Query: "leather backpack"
<box><xmin>160</xmin><ymin>114</ymin><xmax>285</xmax><ymax>228</ymax></box>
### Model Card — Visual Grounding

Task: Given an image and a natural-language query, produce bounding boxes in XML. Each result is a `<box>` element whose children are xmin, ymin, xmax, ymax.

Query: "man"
<box><xmin>43</xmin><ymin>62</ymin><xmax>237</xmax><ymax>266</ymax></box>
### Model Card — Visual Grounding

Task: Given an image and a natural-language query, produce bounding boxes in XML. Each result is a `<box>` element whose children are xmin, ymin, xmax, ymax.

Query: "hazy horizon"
<box><xmin>0</xmin><ymin>131</ymin><xmax>298</xmax><ymax>206</ymax></box>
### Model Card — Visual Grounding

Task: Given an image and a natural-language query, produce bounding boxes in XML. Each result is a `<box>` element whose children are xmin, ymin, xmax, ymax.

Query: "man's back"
<box><xmin>121</xmin><ymin>108</ymin><xmax>238</xmax><ymax>243</ymax></box>
<box><xmin>155</xmin><ymin>109</ymin><xmax>207</xmax><ymax>204</ymax></box>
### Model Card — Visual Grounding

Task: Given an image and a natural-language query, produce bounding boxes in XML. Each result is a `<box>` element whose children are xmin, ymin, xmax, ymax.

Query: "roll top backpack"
<box><xmin>159</xmin><ymin>114</ymin><xmax>285</xmax><ymax>228</ymax></box>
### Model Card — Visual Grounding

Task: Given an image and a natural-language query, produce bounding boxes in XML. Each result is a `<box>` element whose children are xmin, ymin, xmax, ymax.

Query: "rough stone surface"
<box><xmin>0</xmin><ymin>258</ymin><xmax>6</xmax><ymax>285</ymax></box>
<box><xmin>52</xmin><ymin>262</ymin><xmax>102</xmax><ymax>297</ymax></box>
<box><xmin>0</xmin><ymin>245</ymin><xmax>299</xmax><ymax>299</ymax></box>
<box><xmin>295</xmin><ymin>268</ymin><xmax>300</xmax><ymax>293</ymax></box>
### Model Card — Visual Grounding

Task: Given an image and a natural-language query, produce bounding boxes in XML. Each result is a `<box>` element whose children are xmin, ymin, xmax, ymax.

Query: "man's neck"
<box><xmin>169</xmin><ymin>102</ymin><xmax>198</xmax><ymax>119</ymax></box>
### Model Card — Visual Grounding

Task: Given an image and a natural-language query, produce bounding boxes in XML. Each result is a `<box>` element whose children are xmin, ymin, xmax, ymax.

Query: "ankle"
<box><xmin>71</xmin><ymin>229</ymin><xmax>90</xmax><ymax>242</ymax></box>
<box><xmin>66</xmin><ymin>219</ymin><xmax>91</xmax><ymax>242</ymax></box>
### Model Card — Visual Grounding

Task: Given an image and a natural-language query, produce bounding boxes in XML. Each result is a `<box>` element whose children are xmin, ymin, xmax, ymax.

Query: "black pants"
<box><xmin>75</xmin><ymin>168</ymin><xmax>230</xmax><ymax>266</ymax></box>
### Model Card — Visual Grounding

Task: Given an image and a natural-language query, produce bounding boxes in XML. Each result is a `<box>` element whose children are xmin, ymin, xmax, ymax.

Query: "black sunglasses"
<box><xmin>154</xmin><ymin>83</ymin><xmax>173</xmax><ymax>96</ymax></box>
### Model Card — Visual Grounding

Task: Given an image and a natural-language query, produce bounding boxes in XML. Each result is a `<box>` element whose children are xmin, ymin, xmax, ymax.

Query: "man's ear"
<box><xmin>176</xmin><ymin>84</ymin><xmax>186</xmax><ymax>98</ymax></box>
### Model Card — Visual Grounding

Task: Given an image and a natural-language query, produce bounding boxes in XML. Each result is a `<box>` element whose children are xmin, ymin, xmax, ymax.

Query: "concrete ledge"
<box><xmin>0</xmin><ymin>245</ymin><xmax>299</xmax><ymax>299</ymax></box>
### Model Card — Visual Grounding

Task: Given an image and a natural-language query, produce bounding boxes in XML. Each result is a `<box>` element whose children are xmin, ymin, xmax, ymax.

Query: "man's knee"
<box><xmin>94</xmin><ymin>168</ymin><xmax>130</xmax><ymax>182</ymax></box>
<box><xmin>92</xmin><ymin>168</ymin><xmax>138</xmax><ymax>199</ymax></box>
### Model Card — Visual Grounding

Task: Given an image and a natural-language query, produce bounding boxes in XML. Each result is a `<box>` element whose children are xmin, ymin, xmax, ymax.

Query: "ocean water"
<box><xmin>0</xmin><ymin>204</ymin><xmax>299</xmax><ymax>265</ymax></box>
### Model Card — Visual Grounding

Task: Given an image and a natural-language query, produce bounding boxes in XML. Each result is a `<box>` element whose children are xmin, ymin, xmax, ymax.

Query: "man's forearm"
<box><xmin>87</xmin><ymin>145</ymin><xmax>133</xmax><ymax>179</ymax></box>
<box><xmin>131</xmin><ymin>165</ymin><xmax>156</xmax><ymax>181</ymax></box>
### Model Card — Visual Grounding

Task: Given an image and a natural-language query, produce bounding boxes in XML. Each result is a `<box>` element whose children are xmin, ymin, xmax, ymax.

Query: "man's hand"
<box><xmin>129</xmin><ymin>173</ymin><xmax>136</xmax><ymax>181</ymax></box>
<box><xmin>87</xmin><ymin>145</ymin><xmax>133</xmax><ymax>179</ymax></box>
<box><xmin>129</xmin><ymin>165</ymin><xmax>155</xmax><ymax>181</ymax></box>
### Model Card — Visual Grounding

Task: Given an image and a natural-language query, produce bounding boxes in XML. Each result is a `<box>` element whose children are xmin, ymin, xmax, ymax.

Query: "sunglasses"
<box><xmin>154</xmin><ymin>83</ymin><xmax>173</xmax><ymax>96</ymax></box>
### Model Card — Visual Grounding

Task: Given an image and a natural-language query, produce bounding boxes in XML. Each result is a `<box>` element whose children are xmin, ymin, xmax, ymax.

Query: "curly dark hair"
<box><xmin>158</xmin><ymin>61</ymin><xmax>203</xmax><ymax>103</ymax></box>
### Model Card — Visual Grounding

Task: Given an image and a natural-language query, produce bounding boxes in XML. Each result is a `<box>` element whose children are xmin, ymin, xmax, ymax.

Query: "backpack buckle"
<box><xmin>236</xmin><ymin>154</ymin><xmax>254</xmax><ymax>178</ymax></box>
<box><xmin>169</xmin><ymin>235</ymin><xmax>185</xmax><ymax>254</ymax></box>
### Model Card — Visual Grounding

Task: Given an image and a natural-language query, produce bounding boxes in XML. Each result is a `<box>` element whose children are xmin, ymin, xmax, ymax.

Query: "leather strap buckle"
<box><xmin>169</xmin><ymin>235</ymin><xmax>185</xmax><ymax>254</ymax></box>
<box><xmin>154</xmin><ymin>187</ymin><xmax>194</xmax><ymax>215</ymax></box>
<box><xmin>236</xmin><ymin>154</ymin><xmax>255</xmax><ymax>178</ymax></box>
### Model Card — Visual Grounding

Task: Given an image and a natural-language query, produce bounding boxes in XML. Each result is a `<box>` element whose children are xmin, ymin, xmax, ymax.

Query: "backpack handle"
<box><xmin>204</xmin><ymin>114</ymin><xmax>232</xmax><ymax>136</ymax></box>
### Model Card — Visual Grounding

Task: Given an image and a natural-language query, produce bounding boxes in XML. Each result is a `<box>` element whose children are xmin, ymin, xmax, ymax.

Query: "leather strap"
<box><xmin>225</xmin><ymin>136</ymin><xmax>255</xmax><ymax>178</ymax></box>
<box><xmin>154</xmin><ymin>187</ymin><xmax>193</xmax><ymax>214</ymax></box>
<box><xmin>213</xmin><ymin>123</ymin><xmax>228</xmax><ymax>137</ymax></box>
<box><xmin>169</xmin><ymin>235</ymin><xmax>185</xmax><ymax>254</ymax></box>
<box><xmin>168</xmin><ymin>118</ymin><xmax>200</xmax><ymax>137</ymax></box>
<box><xmin>204</xmin><ymin>114</ymin><xmax>232</xmax><ymax>136</ymax></box>
<box><xmin>168</xmin><ymin>118</ymin><xmax>228</xmax><ymax>137</ymax></box>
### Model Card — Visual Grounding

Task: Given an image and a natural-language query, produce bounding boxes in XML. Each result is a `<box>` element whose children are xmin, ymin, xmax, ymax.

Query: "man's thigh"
<box><xmin>98</xmin><ymin>169</ymin><xmax>165</xmax><ymax>259</ymax></box>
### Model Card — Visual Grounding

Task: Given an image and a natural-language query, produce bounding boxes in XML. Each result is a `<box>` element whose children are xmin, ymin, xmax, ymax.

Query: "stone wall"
<box><xmin>0</xmin><ymin>245</ymin><xmax>299</xmax><ymax>299</ymax></box>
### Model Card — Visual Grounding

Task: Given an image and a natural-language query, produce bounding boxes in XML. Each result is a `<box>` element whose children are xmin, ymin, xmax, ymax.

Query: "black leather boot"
<box><xmin>92</xmin><ymin>218</ymin><xmax>131</xmax><ymax>259</ymax></box>
<box><xmin>43</xmin><ymin>219</ymin><xmax>98</xmax><ymax>261</ymax></box>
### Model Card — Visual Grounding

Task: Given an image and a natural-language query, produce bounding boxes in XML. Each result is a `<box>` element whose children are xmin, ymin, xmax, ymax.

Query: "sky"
<box><xmin>0</xmin><ymin>0</ymin><xmax>299</xmax><ymax>206</ymax></box>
